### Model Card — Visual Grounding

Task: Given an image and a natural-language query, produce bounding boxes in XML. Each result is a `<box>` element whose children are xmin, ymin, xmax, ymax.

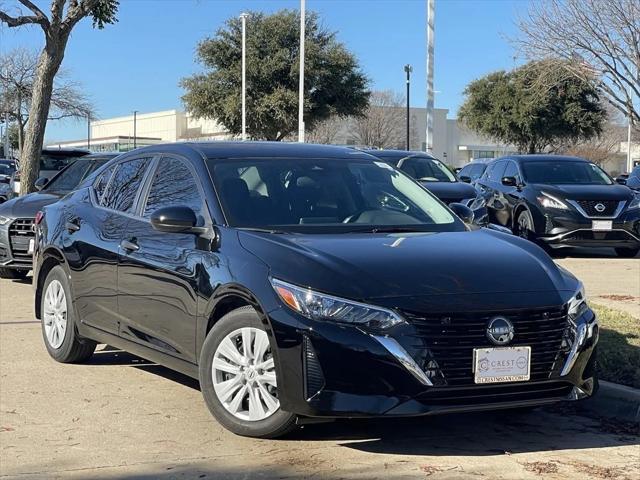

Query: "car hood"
<box><xmin>0</xmin><ymin>192</ymin><xmax>62</xmax><ymax>218</ymax></box>
<box><xmin>420</xmin><ymin>181</ymin><xmax>478</xmax><ymax>201</ymax></box>
<box><xmin>532</xmin><ymin>183</ymin><xmax>634</xmax><ymax>201</ymax></box>
<box><xmin>239</xmin><ymin>228</ymin><xmax>575</xmax><ymax>301</ymax></box>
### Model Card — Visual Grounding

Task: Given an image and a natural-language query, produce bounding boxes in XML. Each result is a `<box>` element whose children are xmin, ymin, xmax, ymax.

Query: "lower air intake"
<box><xmin>303</xmin><ymin>336</ymin><xmax>325</xmax><ymax>399</ymax></box>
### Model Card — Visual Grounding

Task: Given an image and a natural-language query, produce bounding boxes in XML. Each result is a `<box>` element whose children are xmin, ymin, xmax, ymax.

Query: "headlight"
<box><xmin>0</xmin><ymin>216</ymin><xmax>10</xmax><ymax>226</ymax></box>
<box><xmin>271</xmin><ymin>278</ymin><xmax>405</xmax><ymax>330</ymax></box>
<box><xmin>537</xmin><ymin>192</ymin><xmax>568</xmax><ymax>210</ymax></box>
<box><xmin>568</xmin><ymin>282</ymin><xmax>589</xmax><ymax>320</ymax></box>
<box><xmin>628</xmin><ymin>194</ymin><xmax>640</xmax><ymax>210</ymax></box>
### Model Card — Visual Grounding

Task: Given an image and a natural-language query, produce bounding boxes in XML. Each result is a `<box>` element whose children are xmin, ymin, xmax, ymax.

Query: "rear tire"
<box><xmin>198</xmin><ymin>306</ymin><xmax>297</xmax><ymax>438</ymax></box>
<box><xmin>0</xmin><ymin>268</ymin><xmax>28</xmax><ymax>280</ymax></box>
<box><xmin>615</xmin><ymin>248</ymin><xmax>639</xmax><ymax>258</ymax></box>
<box><xmin>41</xmin><ymin>265</ymin><xmax>96</xmax><ymax>363</ymax></box>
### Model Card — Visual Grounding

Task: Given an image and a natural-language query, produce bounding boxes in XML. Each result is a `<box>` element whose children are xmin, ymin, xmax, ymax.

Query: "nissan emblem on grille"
<box><xmin>486</xmin><ymin>317</ymin><xmax>514</xmax><ymax>345</ymax></box>
<box><xmin>594</xmin><ymin>203</ymin><xmax>606</xmax><ymax>213</ymax></box>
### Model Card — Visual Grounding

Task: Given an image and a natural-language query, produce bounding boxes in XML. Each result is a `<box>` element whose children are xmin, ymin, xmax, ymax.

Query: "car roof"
<box><xmin>132</xmin><ymin>141</ymin><xmax>380</xmax><ymax>161</ymax></box>
<box><xmin>363</xmin><ymin>149</ymin><xmax>436</xmax><ymax>160</ymax></box>
<box><xmin>500</xmin><ymin>154</ymin><xmax>588</xmax><ymax>163</ymax></box>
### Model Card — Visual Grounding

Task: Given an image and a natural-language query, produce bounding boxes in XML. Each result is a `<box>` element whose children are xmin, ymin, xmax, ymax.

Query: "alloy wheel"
<box><xmin>517</xmin><ymin>213</ymin><xmax>532</xmax><ymax>239</ymax></box>
<box><xmin>43</xmin><ymin>279</ymin><xmax>67</xmax><ymax>349</ymax></box>
<box><xmin>211</xmin><ymin>327</ymin><xmax>279</xmax><ymax>421</ymax></box>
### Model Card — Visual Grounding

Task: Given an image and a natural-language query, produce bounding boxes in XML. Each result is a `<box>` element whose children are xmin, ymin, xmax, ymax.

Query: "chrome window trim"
<box><xmin>565</xmin><ymin>200</ymin><xmax>626</xmax><ymax>219</ymax></box>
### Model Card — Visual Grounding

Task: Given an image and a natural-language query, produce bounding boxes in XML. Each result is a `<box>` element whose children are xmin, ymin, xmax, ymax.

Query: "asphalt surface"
<box><xmin>0</xmin><ymin>249</ymin><xmax>639</xmax><ymax>479</ymax></box>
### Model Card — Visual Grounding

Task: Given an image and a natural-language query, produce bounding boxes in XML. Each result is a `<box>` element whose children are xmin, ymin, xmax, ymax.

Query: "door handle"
<box><xmin>120</xmin><ymin>239</ymin><xmax>139</xmax><ymax>252</ymax></box>
<box><xmin>65</xmin><ymin>220</ymin><xmax>80</xmax><ymax>233</ymax></box>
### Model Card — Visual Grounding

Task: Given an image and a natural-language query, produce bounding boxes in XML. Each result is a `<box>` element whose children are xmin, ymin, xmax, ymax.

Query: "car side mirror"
<box><xmin>449</xmin><ymin>202</ymin><xmax>474</xmax><ymax>224</ymax></box>
<box><xmin>35</xmin><ymin>177</ymin><xmax>49</xmax><ymax>191</ymax></box>
<box><xmin>459</xmin><ymin>175</ymin><xmax>472</xmax><ymax>183</ymax></box>
<box><xmin>615</xmin><ymin>177</ymin><xmax>627</xmax><ymax>185</ymax></box>
<box><xmin>150</xmin><ymin>206</ymin><xmax>203</xmax><ymax>233</ymax></box>
<box><xmin>501</xmin><ymin>176</ymin><xmax>519</xmax><ymax>187</ymax></box>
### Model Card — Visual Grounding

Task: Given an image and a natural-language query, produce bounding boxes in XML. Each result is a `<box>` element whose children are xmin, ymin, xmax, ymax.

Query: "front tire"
<box><xmin>515</xmin><ymin>209</ymin><xmax>536</xmax><ymax>241</ymax></box>
<box><xmin>41</xmin><ymin>265</ymin><xmax>96</xmax><ymax>363</ymax></box>
<box><xmin>615</xmin><ymin>247</ymin><xmax>639</xmax><ymax>258</ymax></box>
<box><xmin>0</xmin><ymin>268</ymin><xmax>28</xmax><ymax>280</ymax></box>
<box><xmin>198</xmin><ymin>306</ymin><xmax>296</xmax><ymax>438</ymax></box>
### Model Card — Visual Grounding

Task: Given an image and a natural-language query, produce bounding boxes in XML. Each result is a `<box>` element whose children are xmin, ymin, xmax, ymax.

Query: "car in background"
<box><xmin>457</xmin><ymin>159</ymin><xmax>494</xmax><ymax>185</ymax></box>
<box><xmin>9</xmin><ymin>148</ymin><xmax>90</xmax><ymax>198</ymax></box>
<box><xmin>364</xmin><ymin>149</ymin><xmax>488</xmax><ymax>224</ymax></box>
<box><xmin>34</xmin><ymin>142</ymin><xmax>597</xmax><ymax>438</ymax></box>
<box><xmin>616</xmin><ymin>166</ymin><xmax>640</xmax><ymax>191</ymax></box>
<box><xmin>475</xmin><ymin>155</ymin><xmax>640</xmax><ymax>258</ymax></box>
<box><xmin>0</xmin><ymin>153</ymin><xmax>119</xmax><ymax>279</ymax></box>
<box><xmin>0</xmin><ymin>159</ymin><xmax>17</xmax><ymax>203</ymax></box>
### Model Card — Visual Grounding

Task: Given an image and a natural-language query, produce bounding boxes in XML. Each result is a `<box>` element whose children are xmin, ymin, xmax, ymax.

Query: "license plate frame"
<box><xmin>592</xmin><ymin>220</ymin><xmax>612</xmax><ymax>231</ymax></box>
<box><xmin>27</xmin><ymin>238</ymin><xmax>35</xmax><ymax>254</ymax></box>
<box><xmin>473</xmin><ymin>346</ymin><xmax>531</xmax><ymax>384</ymax></box>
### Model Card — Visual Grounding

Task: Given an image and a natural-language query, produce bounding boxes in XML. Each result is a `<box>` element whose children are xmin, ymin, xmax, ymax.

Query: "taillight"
<box><xmin>35</xmin><ymin>211</ymin><xmax>44</xmax><ymax>225</ymax></box>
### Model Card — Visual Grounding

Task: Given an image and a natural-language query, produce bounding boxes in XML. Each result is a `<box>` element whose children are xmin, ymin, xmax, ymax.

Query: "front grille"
<box><xmin>575</xmin><ymin>200</ymin><xmax>619</xmax><ymax>217</ymax></box>
<box><xmin>403</xmin><ymin>306</ymin><xmax>569</xmax><ymax>387</ymax></box>
<box><xmin>562</xmin><ymin>230</ymin><xmax>635</xmax><ymax>242</ymax></box>
<box><xmin>8</xmin><ymin>218</ymin><xmax>35</xmax><ymax>264</ymax></box>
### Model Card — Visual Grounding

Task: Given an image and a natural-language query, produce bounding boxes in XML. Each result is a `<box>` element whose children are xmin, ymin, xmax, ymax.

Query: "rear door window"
<box><xmin>488</xmin><ymin>161</ymin><xmax>507</xmax><ymax>183</ymax></box>
<box><xmin>100</xmin><ymin>158</ymin><xmax>150</xmax><ymax>213</ymax></box>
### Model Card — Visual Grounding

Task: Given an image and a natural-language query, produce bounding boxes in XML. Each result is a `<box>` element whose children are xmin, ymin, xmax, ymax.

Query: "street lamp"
<box><xmin>404</xmin><ymin>64</ymin><xmax>412</xmax><ymax>150</ymax></box>
<box><xmin>87</xmin><ymin>112</ymin><xmax>91</xmax><ymax>150</ymax></box>
<box><xmin>240</xmin><ymin>12</ymin><xmax>248</xmax><ymax>141</ymax></box>
<box><xmin>425</xmin><ymin>0</ymin><xmax>435</xmax><ymax>152</ymax></box>
<box><xmin>298</xmin><ymin>0</ymin><xmax>306</xmax><ymax>143</ymax></box>
<box><xmin>133</xmin><ymin>110</ymin><xmax>138</xmax><ymax>149</ymax></box>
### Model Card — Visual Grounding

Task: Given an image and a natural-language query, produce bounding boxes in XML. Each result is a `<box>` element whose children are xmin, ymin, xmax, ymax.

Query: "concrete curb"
<box><xmin>578</xmin><ymin>380</ymin><xmax>640</xmax><ymax>423</ymax></box>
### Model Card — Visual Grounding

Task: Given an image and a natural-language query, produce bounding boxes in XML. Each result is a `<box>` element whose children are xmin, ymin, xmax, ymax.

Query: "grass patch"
<box><xmin>591</xmin><ymin>304</ymin><xmax>640</xmax><ymax>389</ymax></box>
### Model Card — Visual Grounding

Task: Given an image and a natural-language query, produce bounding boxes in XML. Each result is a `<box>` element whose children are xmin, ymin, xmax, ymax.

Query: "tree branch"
<box><xmin>18</xmin><ymin>0</ymin><xmax>49</xmax><ymax>23</ymax></box>
<box><xmin>0</xmin><ymin>10</ymin><xmax>43</xmax><ymax>27</ymax></box>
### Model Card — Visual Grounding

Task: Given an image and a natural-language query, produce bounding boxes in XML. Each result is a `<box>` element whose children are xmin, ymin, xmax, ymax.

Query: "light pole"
<box><xmin>298</xmin><ymin>0</ymin><xmax>306</xmax><ymax>143</ymax></box>
<box><xmin>240</xmin><ymin>12</ymin><xmax>248</xmax><ymax>141</ymax></box>
<box><xmin>404</xmin><ymin>64</ymin><xmax>412</xmax><ymax>151</ymax></box>
<box><xmin>87</xmin><ymin>112</ymin><xmax>91</xmax><ymax>150</ymax></box>
<box><xmin>133</xmin><ymin>110</ymin><xmax>138</xmax><ymax>149</ymax></box>
<box><xmin>425</xmin><ymin>0</ymin><xmax>435</xmax><ymax>152</ymax></box>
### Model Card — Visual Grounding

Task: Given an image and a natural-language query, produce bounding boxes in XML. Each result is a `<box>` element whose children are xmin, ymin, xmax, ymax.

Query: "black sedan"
<box><xmin>0</xmin><ymin>153</ymin><xmax>118</xmax><ymax>279</ymax></box>
<box><xmin>364</xmin><ymin>150</ymin><xmax>488</xmax><ymax>224</ymax></box>
<box><xmin>476</xmin><ymin>155</ymin><xmax>640</xmax><ymax>257</ymax></box>
<box><xmin>34</xmin><ymin>142</ymin><xmax>598</xmax><ymax>438</ymax></box>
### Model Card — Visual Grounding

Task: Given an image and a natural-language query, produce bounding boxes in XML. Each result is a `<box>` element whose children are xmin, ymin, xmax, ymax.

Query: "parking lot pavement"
<box><xmin>1</xmin><ymin>261</ymin><xmax>639</xmax><ymax>480</ymax></box>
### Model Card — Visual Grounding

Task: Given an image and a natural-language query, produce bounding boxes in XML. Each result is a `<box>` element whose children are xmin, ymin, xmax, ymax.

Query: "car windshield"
<box><xmin>40</xmin><ymin>152</ymin><xmax>87</xmax><ymax>171</ymax></box>
<box><xmin>399</xmin><ymin>156</ymin><xmax>457</xmax><ymax>183</ymax></box>
<box><xmin>522</xmin><ymin>161</ymin><xmax>613</xmax><ymax>185</ymax></box>
<box><xmin>209</xmin><ymin>157</ymin><xmax>461</xmax><ymax>233</ymax></box>
<box><xmin>44</xmin><ymin>158</ymin><xmax>110</xmax><ymax>193</ymax></box>
<box><xmin>0</xmin><ymin>163</ymin><xmax>15</xmax><ymax>175</ymax></box>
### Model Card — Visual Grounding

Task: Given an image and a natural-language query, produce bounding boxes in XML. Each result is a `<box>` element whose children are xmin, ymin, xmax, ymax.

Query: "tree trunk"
<box><xmin>19</xmin><ymin>39</ymin><xmax>66</xmax><ymax>195</ymax></box>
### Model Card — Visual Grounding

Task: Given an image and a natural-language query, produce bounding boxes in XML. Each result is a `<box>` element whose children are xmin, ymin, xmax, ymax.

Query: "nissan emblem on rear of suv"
<box><xmin>486</xmin><ymin>317</ymin><xmax>514</xmax><ymax>345</ymax></box>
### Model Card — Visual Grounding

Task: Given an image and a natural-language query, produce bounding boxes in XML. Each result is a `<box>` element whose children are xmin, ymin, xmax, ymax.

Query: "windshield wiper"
<box><xmin>350</xmin><ymin>226</ymin><xmax>429</xmax><ymax>234</ymax></box>
<box><xmin>236</xmin><ymin>227</ymin><xmax>288</xmax><ymax>234</ymax></box>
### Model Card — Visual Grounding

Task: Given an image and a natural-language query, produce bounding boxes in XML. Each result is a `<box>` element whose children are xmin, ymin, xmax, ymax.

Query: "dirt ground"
<box><xmin>1</xmin><ymin>251</ymin><xmax>639</xmax><ymax>480</ymax></box>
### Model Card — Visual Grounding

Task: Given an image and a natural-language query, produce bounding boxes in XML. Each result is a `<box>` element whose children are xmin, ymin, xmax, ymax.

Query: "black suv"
<box><xmin>34</xmin><ymin>143</ymin><xmax>598</xmax><ymax>438</ymax></box>
<box><xmin>0</xmin><ymin>153</ymin><xmax>118</xmax><ymax>279</ymax></box>
<box><xmin>476</xmin><ymin>155</ymin><xmax>640</xmax><ymax>257</ymax></box>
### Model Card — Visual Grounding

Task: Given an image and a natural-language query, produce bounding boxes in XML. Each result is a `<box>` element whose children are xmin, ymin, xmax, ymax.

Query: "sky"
<box><xmin>0</xmin><ymin>0</ymin><xmax>530</xmax><ymax>143</ymax></box>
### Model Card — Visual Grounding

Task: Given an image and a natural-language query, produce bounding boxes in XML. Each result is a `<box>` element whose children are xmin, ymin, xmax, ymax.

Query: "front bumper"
<box><xmin>268</xmin><ymin>298</ymin><xmax>598</xmax><ymax>418</ymax></box>
<box><xmin>535</xmin><ymin>205</ymin><xmax>640</xmax><ymax>249</ymax></box>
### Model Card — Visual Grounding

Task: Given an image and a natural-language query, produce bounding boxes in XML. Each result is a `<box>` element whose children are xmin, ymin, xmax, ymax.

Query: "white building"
<box><xmin>49</xmin><ymin>108</ymin><xmax>514</xmax><ymax>166</ymax></box>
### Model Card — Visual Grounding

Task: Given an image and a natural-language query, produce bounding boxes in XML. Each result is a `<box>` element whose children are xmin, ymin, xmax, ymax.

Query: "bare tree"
<box><xmin>351</xmin><ymin>90</ymin><xmax>405</xmax><ymax>148</ymax></box>
<box><xmin>306</xmin><ymin>116</ymin><xmax>343</xmax><ymax>144</ymax></box>
<box><xmin>0</xmin><ymin>48</ymin><xmax>94</xmax><ymax>158</ymax></box>
<box><xmin>0</xmin><ymin>0</ymin><xmax>118</xmax><ymax>195</ymax></box>
<box><xmin>515</xmin><ymin>0</ymin><xmax>640</xmax><ymax>127</ymax></box>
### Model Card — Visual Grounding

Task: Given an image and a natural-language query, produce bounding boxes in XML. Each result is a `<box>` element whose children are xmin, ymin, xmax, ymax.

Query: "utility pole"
<box><xmin>298</xmin><ymin>0</ymin><xmax>306</xmax><ymax>143</ymax></box>
<box><xmin>3</xmin><ymin>112</ymin><xmax>9</xmax><ymax>158</ymax></box>
<box><xmin>87</xmin><ymin>113</ymin><xmax>91</xmax><ymax>150</ymax></box>
<box><xmin>133</xmin><ymin>110</ymin><xmax>138</xmax><ymax>149</ymax></box>
<box><xmin>240</xmin><ymin>12</ymin><xmax>248</xmax><ymax>141</ymax></box>
<box><xmin>425</xmin><ymin>0</ymin><xmax>435</xmax><ymax>152</ymax></box>
<box><xmin>404</xmin><ymin>65</ymin><xmax>412</xmax><ymax>151</ymax></box>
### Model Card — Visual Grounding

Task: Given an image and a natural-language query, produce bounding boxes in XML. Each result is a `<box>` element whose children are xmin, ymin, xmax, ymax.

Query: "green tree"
<box><xmin>0</xmin><ymin>1</ymin><xmax>119</xmax><ymax>194</ymax></box>
<box><xmin>181</xmin><ymin>10</ymin><xmax>370</xmax><ymax>141</ymax></box>
<box><xmin>459</xmin><ymin>59</ymin><xmax>606</xmax><ymax>153</ymax></box>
